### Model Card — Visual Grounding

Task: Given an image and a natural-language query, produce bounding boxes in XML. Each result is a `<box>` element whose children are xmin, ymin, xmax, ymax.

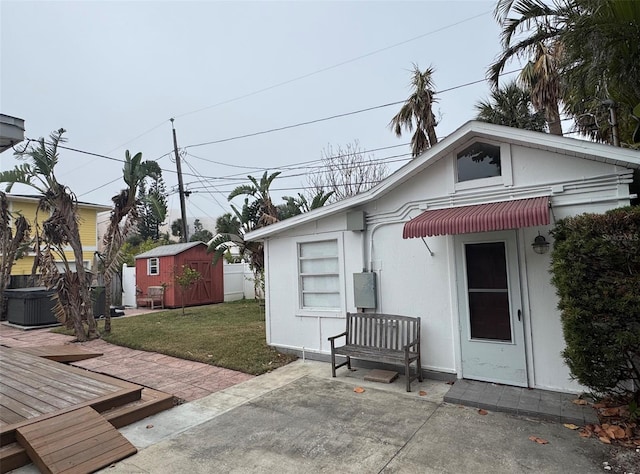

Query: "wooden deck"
<box><xmin>0</xmin><ymin>346</ymin><xmax>174</xmax><ymax>473</ymax></box>
<box><xmin>17</xmin><ymin>407</ymin><xmax>137</xmax><ymax>474</ymax></box>
<box><xmin>10</xmin><ymin>345</ymin><xmax>103</xmax><ymax>363</ymax></box>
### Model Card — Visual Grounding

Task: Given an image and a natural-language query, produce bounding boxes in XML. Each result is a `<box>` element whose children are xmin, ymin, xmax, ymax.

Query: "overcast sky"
<box><xmin>1</xmin><ymin>0</ymin><xmax>512</xmax><ymax>231</ymax></box>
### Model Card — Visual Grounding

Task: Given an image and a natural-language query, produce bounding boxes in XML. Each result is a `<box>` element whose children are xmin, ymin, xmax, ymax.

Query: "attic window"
<box><xmin>148</xmin><ymin>258</ymin><xmax>159</xmax><ymax>275</ymax></box>
<box><xmin>457</xmin><ymin>142</ymin><xmax>501</xmax><ymax>182</ymax></box>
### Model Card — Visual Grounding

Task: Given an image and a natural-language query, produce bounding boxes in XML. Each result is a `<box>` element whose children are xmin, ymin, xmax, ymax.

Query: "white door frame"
<box><xmin>454</xmin><ymin>230</ymin><xmax>528</xmax><ymax>386</ymax></box>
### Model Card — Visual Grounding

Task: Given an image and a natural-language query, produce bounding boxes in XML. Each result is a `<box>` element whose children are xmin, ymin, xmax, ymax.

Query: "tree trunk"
<box><xmin>68</xmin><ymin>219</ymin><xmax>98</xmax><ymax>340</ymax></box>
<box><xmin>546</xmin><ymin>103</ymin><xmax>563</xmax><ymax>136</ymax></box>
<box><xmin>104</xmin><ymin>273</ymin><xmax>112</xmax><ymax>333</ymax></box>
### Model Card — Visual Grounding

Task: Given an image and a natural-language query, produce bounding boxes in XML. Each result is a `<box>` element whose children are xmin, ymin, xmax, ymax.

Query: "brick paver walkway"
<box><xmin>0</xmin><ymin>324</ymin><xmax>253</xmax><ymax>402</ymax></box>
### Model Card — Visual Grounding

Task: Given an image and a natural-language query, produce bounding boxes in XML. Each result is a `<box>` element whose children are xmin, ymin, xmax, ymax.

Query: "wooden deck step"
<box><xmin>1</xmin><ymin>389</ymin><xmax>174</xmax><ymax>473</ymax></box>
<box><xmin>103</xmin><ymin>388</ymin><xmax>175</xmax><ymax>428</ymax></box>
<box><xmin>12</xmin><ymin>345</ymin><xmax>103</xmax><ymax>363</ymax></box>
<box><xmin>0</xmin><ymin>442</ymin><xmax>29</xmax><ymax>474</ymax></box>
<box><xmin>15</xmin><ymin>406</ymin><xmax>136</xmax><ymax>474</ymax></box>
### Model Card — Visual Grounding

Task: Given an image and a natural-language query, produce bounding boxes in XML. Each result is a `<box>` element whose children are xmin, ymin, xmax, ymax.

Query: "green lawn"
<box><xmin>56</xmin><ymin>300</ymin><xmax>297</xmax><ymax>375</ymax></box>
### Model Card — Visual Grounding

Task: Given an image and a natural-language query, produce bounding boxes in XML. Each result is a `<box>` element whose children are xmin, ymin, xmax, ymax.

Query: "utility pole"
<box><xmin>171</xmin><ymin>118</ymin><xmax>189</xmax><ymax>242</ymax></box>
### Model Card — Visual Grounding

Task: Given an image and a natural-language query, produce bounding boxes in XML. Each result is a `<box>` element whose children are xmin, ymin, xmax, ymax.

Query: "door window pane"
<box><xmin>465</xmin><ymin>242</ymin><xmax>511</xmax><ymax>341</ymax></box>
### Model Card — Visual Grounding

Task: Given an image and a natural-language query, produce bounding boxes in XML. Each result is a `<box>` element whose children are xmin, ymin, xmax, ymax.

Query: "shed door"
<box><xmin>456</xmin><ymin>231</ymin><xmax>527</xmax><ymax>386</ymax></box>
<box><xmin>186</xmin><ymin>261</ymin><xmax>213</xmax><ymax>304</ymax></box>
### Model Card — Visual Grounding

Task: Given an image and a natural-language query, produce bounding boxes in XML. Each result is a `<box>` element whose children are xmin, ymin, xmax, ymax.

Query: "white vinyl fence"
<box><xmin>121</xmin><ymin>261</ymin><xmax>257</xmax><ymax>307</ymax></box>
<box><xmin>122</xmin><ymin>264</ymin><xmax>137</xmax><ymax>307</ymax></box>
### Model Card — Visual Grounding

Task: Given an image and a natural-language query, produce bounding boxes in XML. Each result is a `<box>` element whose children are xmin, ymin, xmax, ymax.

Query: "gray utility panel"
<box><xmin>353</xmin><ymin>272</ymin><xmax>377</xmax><ymax>309</ymax></box>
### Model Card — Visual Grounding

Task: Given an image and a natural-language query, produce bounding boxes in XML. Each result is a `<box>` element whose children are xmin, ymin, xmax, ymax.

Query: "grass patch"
<box><xmin>54</xmin><ymin>300</ymin><xmax>297</xmax><ymax>375</ymax></box>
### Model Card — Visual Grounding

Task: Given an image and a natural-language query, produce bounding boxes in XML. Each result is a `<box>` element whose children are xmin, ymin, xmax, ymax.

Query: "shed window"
<box><xmin>457</xmin><ymin>142</ymin><xmax>501</xmax><ymax>182</ymax></box>
<box><xmin>148</xmin><ymin>258</ymin><xmax>159</xmax><ymax>275</ymax></box>
<box><xmin>298</xmin><ymin>240</ymin><xmax>340</xmax><ymax>310</ymax></box>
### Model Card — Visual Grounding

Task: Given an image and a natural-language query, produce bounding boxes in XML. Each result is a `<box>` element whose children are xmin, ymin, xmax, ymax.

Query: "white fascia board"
<box><xmin>245</xmin><ymin>121</ymin><xmax>640</xmax><ymax>241</ymax></box>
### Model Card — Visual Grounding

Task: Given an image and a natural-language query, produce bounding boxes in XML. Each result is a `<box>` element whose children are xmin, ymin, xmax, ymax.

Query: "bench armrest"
<box><xmin>403</xmin><ymin>339</ymin><xmax>420</xmax><ymax>351</ymax></box>
<box><xmin>327</xmin><ymin>331</ymin><xmax>347</xmax><ymax>342</ymax></box>
<box><xmin>328</xmin><ymin>331</ymin><xmax>347</xmax><ymax>353</ymax></box>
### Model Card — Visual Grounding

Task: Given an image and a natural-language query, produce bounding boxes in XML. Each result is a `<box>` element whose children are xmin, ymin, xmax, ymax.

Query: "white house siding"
<box><xmin>259</xmin><ymin>128</ymin><xmax>637</xmax><ymax>393</ymax></box>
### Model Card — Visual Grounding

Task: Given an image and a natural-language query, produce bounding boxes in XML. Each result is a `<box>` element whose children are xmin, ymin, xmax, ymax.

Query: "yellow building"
<box><xmin>6</xmin><ymin>194</ymin><xmax>111</xmax><ymax>275</ymax></box>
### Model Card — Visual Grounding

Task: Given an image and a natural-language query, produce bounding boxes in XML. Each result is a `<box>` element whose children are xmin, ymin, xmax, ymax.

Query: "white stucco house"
<box><xmin>245</xmin><ymin>121</ymin><xmax>640</xmax><ymax>393</ymax></box>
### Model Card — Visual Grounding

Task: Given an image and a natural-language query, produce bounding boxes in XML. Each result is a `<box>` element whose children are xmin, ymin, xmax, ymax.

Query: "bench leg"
<box><xmin>331</xmin><ymin>351</ymin><xmax>337</xmax><ymax>377</ymax></box>
<box><xmin>417</xmin><ymin>354</ymin><xmax>423</xmax><ymax>382</ymax></box>
<box><xmin>405</xmin><ymin>359</ymin><xmax>411</xmax><ymax>392</ymax></box>
<box><xmin>346</xmin><ymin>356</ymin><xmax>351</xmax><ymax>370</ymax></box>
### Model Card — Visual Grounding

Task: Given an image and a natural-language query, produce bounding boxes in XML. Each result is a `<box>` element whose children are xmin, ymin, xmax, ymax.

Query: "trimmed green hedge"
<box><xmin>551</xmin><ymin>206</ymin><xmax>640</xmax><ymax>397</ymax></box>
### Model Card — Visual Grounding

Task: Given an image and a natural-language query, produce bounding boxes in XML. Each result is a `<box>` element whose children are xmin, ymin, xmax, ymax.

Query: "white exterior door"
<box><xmin>456</xmin><ymin>231</ymin><xmax>527</xmax><ymax>386</ymax></box>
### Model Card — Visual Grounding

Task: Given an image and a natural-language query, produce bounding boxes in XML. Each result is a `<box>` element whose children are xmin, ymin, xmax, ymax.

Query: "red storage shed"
<box><xmin>135</xmin><ymin>242</ymin><xmax>223</xmax><ymax>309</ymax></box>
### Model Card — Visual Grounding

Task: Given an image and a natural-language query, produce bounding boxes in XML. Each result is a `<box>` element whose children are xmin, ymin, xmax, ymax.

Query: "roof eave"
<box><xmin>245</xmin><ymin>121</ymin><xmax>640</xmax><ymax>241</ymax></box>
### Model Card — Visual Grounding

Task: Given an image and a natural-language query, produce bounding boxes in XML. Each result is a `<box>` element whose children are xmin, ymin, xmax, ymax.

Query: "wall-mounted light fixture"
<box><xmin>532</xmin><ymin>233</ymin><xmax>550</xmax><ymax>255</ymax></box>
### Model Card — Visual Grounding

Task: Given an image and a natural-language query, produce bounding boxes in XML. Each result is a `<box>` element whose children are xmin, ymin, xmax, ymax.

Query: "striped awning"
<box><xmin>402</xmin><ymin>197</ymin><xmax>550</xmax><ymax>238</ymax></box>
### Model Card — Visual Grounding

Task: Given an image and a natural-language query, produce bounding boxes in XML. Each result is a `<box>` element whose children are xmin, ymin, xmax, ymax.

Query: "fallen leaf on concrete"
<box><xmin>579</xmin><ymin>429</ymin><xmax>591</xmax><ymax>438</ymax></box>
<box><xmin>528</xmin><ymin>436</ymin><xmax>549</xmax><ymax>444</ymax></box>
<box><xmin>146</xmin><ymin>424</ymin><xmax>154</xmax><ymax>429</ymax></box>
<box><xmin>563</xmin><ymin>423</ymin><xmax>580</xmax><ymax>430</ymax></box>
<box><xmin>599</xmin><ymin>436</ymin><xmax>612</xmax><ymax>444</ymax></box>
<box><xmin>478</xmin><ymin>409</ymin><xmax>488</xmax><ymax>415</ymax></box>
<box><xmin>633</xmin><ymin>439</ymin><xmax>640</xmax><ymax>446</ymax></box>
<box><xmin>593</xmin><ymin>402</ymin><xmax>607</xmax><ymax>409</ymax></box>
<box><xmin>354</xmin><ymin>387</ymin><xmax>365</xmax><ymax>393</ymax></box>
<box><xmin>572</xmin><ymin>399</ymin><xmax>588</xmax><ymax>406</ymax></box>
<box><xmin>419</xmin><ymin>391</ymin><xmax>427</xmax><ymax>396</ymax></box>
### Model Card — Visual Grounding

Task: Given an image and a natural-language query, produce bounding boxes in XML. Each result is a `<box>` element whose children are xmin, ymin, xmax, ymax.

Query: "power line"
<box><xmin>33</xmin><ymin>69</ymin><xmax>521</xmax><ymax>199</ymax></box>
<box><xmin>173</xmin><ymin>9</ymin><xmax>492</xmax><ymax>120</ymax></box>
<box><xmin>184</xmin><ymin>70</ymin><xmax>522</xmax><ymax>150</ymax></box>
<box><xmin>186</xmin><ymin>142</ymin><xmax>409</xmax><ymax>172</ymax></box>
<box><xmin>181</xmin><ymin>156</ymin><xmax>227</xmax><ymax>211</ymax></box>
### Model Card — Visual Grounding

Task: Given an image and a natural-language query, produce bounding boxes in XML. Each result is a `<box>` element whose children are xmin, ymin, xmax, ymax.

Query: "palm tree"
<box><xmin>215</xmin><ymin>212</ymin><xmax>241</xmax><ymax>235</ymax></box>
<box><xmin>0</xmin><ymin>192</ymin><xmax>30</xmax><ymax>319</ymax></box>
<box><xmin>278</xmin><ymin>190</ymin><xmax>334</xmax><ymax>220</ymax></box>
<box><xmin>101</xmin><ymin>151</ymin><xmax>161</xmax><ymax>333</ymax></box>
<box><xmin>489</xmin><ymin>1</ymin><xmax>570</xmax><ymax>136</ymax></box>
<box><xmin>475</xmin><ymin>80</ymin><xmax>547</xmax><ymax>131</ymax></box>
<box><xmin>228</xmin><ymin>171</ymin><xmax>281</xmax><ymax>227</ymax></box>
<box><xmin>519</xmin><ymin>41</ymin><xmax>564</xmax><ymax>136</ymax></box>
<box><xmin>0</xmin><ymin>129</ymin><xmax>98</xmax><ymax>340</ymax></box>
<box><xmin>490</xmin><ymin>0</ymin><xmax>640</xmax><ymax>144</ymax></box>
<box><xmin>389</xmin><ymin>64</ymin><xmax>439</xmax><ymax>157</ymax></box>
<box><xmin>561</xmin><ymin>0</ymin><xmax>640</xmax><ymax>144</ymax></box>
<box><xmin>208</xmin><ymin>198</ymin><xmax>265</xmax><ymax>294</ymax></box>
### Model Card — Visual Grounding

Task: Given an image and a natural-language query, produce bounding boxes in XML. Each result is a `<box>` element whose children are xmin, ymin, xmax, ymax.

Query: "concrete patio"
<box><xmin>1</xmin><ymin>322</ymin><xmax>627</xmax><ymax>473</ymax></box>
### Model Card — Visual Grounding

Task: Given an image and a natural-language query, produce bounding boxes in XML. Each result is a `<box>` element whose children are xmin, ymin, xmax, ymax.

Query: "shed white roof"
<box><xmin>135</xmin><ymin>241</ymin><xmax>206</xmax><ymax>259</ymax></box>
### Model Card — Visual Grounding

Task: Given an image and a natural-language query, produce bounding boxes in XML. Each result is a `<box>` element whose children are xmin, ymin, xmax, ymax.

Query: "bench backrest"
<box><xmin>147</xmin><ymin>286</ymin><xmax>164</xmax><ymax>299</ymax></box>
<box><xmin>346</xmin><ymin>312</ymin><xmax>420</xmax><ymax>350</ymax></box>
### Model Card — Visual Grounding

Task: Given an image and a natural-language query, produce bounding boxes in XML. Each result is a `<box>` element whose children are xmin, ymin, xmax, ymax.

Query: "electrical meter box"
<box><xmin>353</xmin><ymin>272</ymin><xmax>376</xmax><ymax>309</ymax></box>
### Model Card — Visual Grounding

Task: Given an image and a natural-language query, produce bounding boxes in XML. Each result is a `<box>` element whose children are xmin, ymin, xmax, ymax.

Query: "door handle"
<box><xmin>517</xmin><ymin>309</ymin><xmax>522</xmax><ymax>321</ymax></box>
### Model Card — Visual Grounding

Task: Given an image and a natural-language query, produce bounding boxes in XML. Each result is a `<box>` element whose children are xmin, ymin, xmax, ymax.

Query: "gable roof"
<box><xmin>135</xmin><ymin>242</ymin><xmax>206</xmax><ymax>259</ymax></box>
<box><xmin>246</xmin><ymin>121</ymin><xmax>640</xmax><ymax>241</ymax></box>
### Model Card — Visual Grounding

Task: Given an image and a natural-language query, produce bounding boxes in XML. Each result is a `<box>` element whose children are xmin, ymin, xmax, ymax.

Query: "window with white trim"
<box><xmin>148</xmin><ymin>258</ymin><xmax>159</xmax><ymax>275</ymax></box>
<box><xmin>456</xmin><ymin>142</ymin><xmax>501</xmax><ymax>182</ymax></box>
<box><xmin>298</xmin><ymin>240</ymin><xmax>340</xmax><ymax>310</ymax></box>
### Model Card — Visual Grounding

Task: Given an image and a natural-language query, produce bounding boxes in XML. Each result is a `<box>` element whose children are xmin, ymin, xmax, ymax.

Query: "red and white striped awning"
<box><xmin>402</xmin><ymin>197</ymin><xmax>550</xmax><ymax>238</ymax></box>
